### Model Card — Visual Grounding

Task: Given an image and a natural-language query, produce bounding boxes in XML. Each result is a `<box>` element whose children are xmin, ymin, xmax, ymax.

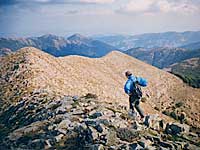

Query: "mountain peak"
<box><xmin>104</xmin><ymin>50</ymin><xmax>126</xmax><ymax>58</ymax></box>
<box><xmin>67</xmin><ymin>33</ymin><xmax>90</xmax><ymax>41</ymax></box>
<box><xmin>38</xmin><ymin>34</ymin><xmax>63</xmax><ymax>40</ymax></box>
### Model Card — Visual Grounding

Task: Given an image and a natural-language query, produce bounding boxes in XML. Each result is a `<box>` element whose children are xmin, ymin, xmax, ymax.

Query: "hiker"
<box><xmin>124</xmin><ymin>71</ymin><xmax>147</xmax><ymax>120</ymax></box>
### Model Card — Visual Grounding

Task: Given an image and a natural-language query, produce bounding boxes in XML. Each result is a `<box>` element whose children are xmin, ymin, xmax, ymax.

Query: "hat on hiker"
<box><xmin>125</xmin><ymin>71</ymin><xmax>132</xmax><ymax>77</ymax></box>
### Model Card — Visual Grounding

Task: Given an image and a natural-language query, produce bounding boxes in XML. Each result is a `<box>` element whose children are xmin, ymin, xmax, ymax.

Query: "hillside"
<box><xmin>180</xmin><ymin>41</ymin><xmax>200</xmax><ymax>50</ymax></box>
<box><xmin>124</xmin><ymin>47</ymin><xmax>200</xmax><ymax>69</ymax></box>
<box><xmin>0</xmin><ymin>47</ymin><xmax>200</xmax><ymax>149</ymax></box>
<box><xmin>0</xmin><ymin>34</ymin><xmax>116</xmax><ymax>57</ymax></box>
<box><xmin>164</xmin><ymin>58</ymin><xmax>200</xmax><ymax>88</ymax></box>
<box><xmin>1</xmin><ymin>47</ymin><xmax>199</xmax><ymax>126</ymax></box>
<box><xmin>94</xmin><ymin>31</ymin><xmax>200</xmax><ymax>50</ymax></box>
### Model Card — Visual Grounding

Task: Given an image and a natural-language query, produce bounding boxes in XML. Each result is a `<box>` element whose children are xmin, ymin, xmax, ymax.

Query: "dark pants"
<box><xmin>129</xmin><ymin>95</ymin><xmax>144</xmax><ymax>118</ymax></box>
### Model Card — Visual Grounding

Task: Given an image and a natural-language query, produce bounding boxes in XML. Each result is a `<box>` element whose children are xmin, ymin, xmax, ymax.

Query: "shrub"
<box><xmin>170</xmin><ymin>111</ymin><xmax>178</xmax><ymax>120</ymax></box>
<box><xmin>141</xmin><ymin>97</ymin><xmax>147</xmax><ymax>103</ymax></box>
<box><xmin>162</xmin><ymin>110</ymin><xmax>170</xmax><ymax>116</ymax></box>
<box><xmin>84</xmin><ymin>93</ymin><xmax>98</xmax><ymax>99</ymax></box>
<box><xmin>175</xmin><ymin>102</ymin><xmax>184</xmax><ymax>108</ymax></box>
<box><xmin>154</xmin><ymin>106</ymin><xmax>160</xmax><ymax>111</ymax></box>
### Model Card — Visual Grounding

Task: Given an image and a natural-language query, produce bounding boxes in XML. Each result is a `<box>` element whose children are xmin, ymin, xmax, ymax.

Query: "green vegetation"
<box><xmin>175</xmin><ymin>102</ymin><xmax>184</xmax><ymax>108</ymax></box>
<box><xmin>169</xmin><ymin>57</ymin><xmax>200</xmax><ymax>88</ymax></box>
<box><xmin>84</xmin><ymin>93</ymin><xmax>98</xmax><ymax>99</ymax></box>
<box><xmin>72</xmin><ymin>101</ymin><xmax>80</xmax><ymax>108</ymax></box>
<box><xmin>170</xmin><ymin>111</ymin><xmax>178</xmax><ymax>120</ymax></box>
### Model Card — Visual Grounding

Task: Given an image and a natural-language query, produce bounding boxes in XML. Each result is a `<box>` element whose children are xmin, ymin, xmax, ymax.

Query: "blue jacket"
<box><xmin>124</xmin><ymin>75</ymin><xmax>147</xmax><ymax>95</ymax></box>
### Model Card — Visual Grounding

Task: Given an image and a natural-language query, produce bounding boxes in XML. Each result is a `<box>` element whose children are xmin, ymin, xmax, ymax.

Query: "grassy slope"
<box><xmin>169</xmin><ymin>58</ymin><xmax>200</xmax><ymax>88</ymax></box>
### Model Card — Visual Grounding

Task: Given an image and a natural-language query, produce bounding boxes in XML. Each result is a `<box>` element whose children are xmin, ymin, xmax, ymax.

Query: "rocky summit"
<box><xmin>0</xmin><ymin>92</ymin><xmax>199</xmax><ymax>149</ymax></box>
<box><xmin>0</xmin><ymin>47</ymin><xmax>200</xmax><ymax>149</ymax></box>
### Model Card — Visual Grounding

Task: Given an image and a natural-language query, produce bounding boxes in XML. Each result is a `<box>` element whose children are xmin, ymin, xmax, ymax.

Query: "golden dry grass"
<box><xmin>0</xmin><ymin>47</ymin><xmax>199</xmax><ymax>127</ymax></box>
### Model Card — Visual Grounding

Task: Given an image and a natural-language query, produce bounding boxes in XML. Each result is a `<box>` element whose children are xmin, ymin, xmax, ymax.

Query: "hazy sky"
<box><xmin>0</xmin><ymin>0</ymin><xmax>200</xmax><ymax>37</ymax></box>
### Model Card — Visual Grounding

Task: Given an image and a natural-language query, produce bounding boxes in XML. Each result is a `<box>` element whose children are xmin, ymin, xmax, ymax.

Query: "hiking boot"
<box><xmin>128</xmin><ymin>109</ymin><xmax>137</xmax><ymax>120</ymax></box>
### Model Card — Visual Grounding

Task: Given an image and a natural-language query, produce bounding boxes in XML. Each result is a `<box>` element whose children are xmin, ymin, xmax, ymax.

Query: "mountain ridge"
<box><xmin>1</xmin><ymin>47</ymin><xmax>200</xmax><ymax>128</ymax></box>
<box><xmin>94</xmin><ymin>31</ymin><xmax>200</xmax><ymax>50</ymax></box>
<box><xmin>124</xmin><ymin>47</ymin><xmax>200</xmax><ymax>69</ymax></box>
<box><xmin>0</xmin><ymin>34</ymin><xmax>117</xmax><ymax>57</ymax></box>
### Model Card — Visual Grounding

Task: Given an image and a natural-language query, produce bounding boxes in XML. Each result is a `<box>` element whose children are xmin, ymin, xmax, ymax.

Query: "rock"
<box><xmin>89</xmin><ymin>126</ymin><xmax>99</xmax><ymax>141</ymax></box>
<box><xmin>183</xmin><ymin>143</ymin><xmax>190</xmax><ymax>150</ymax></box>
<box><xmin>89</xmin><ymin>112</ymin><xmax>103</xmax><ymax>119</ymax></box>
<box><xmin>173</xmin><ymin>141</ymin><xmax>185</xmax><ymax>149</ymax></box>
<box><xmin>175</xmin><ymin>123</ymin><xmax>190</xmax><ymax>133</ymax></box>
<box><xmin>179</xmin><ymin>111</ymin><xmax>186</xmax><ymax>124</ymax></box>
<box><xmin>84</xmin><ymin>144</ymin><xmax>104</xmax><ymax>150</ymax></box>
<box><xmin>85</xmin><ymin>120</ymin><xmax>98</xmax><ymax>126</ymax></box>
<box><xmin>159</xmin><ymin>141</ymin><xmax>174</xmax><ymax>149</ymax></box>
<box><xmin>102</xmin><ymin>109</ymin><xmax>114</xmax><ymax>117</ymax></box>
<box><xmin>72</xmin><ymin>95</ymin><xmax>79</xmax><ymax>101</ymax></box>
<box><xmin>145</xmin><ymin>145</ymin><xmax>157</xmax><ymax>150</ymax></box>
<box><xmin>45</xmin><ymin>139</ymin><xmax>52</xmax><ymax>149</ymax></box>
<box><xmin>131</xmin><ymin>121</ymin><xmax>146</xmax><ymax>131</ymax></box>
<box><xmin>165</xmin><ymin>123</ymin><xmax>190</xmax><ymax>135</ymax></box>
<box><xmin>56</xmin><ymin>108</ymin><xmax>67</xmax><ymax>114</ymax></box>
<box><xmin>137</xmin><ymin>137</ymin><xmax>152</xmax><ymax>149</ymax></box>
<box><xmin>46</xmin><ymin>101</ymin><xmax>62</xmax><ymax>110</ymax></box>
<box><xmin>62</xmin><ymin>95</ymin><xmax>73</xmax><ymax>101</ymax></box>
<box><xmin>116</xmin><ymin>128</ymin><xmax>140</xmax><ymax>142</ymax></box>
<box><xmin>129</xmin><ymin>143</ymin><xmax>143</xmax><ymax>150</ymax></box>
<box><xmin>9</xmin><ymin>121</ymin><xmax>48</xmax><ymax>141</ymax></box>
<box><xmin>118</xmin><ymin>144</ymin><xmax>129</xmax><ymax>150</ymax></box>
<box><xmin>98</xmin><ymin>119</ymin><xmax>110</xmax><ymax>126</ymax></box>
<box><xmin>27</xmin><ymin>104</ymin><xmax>35</xmax><ymax>110</ymax></box>
<box><xmin>147</xmin><ymin>128</ymin><xmax>159</xmax><ymax>136</ymax></box>
<box><xmin>159</xmin><ymin>119</ymin><xmax>166</xmax><ymax>131</ymax></box>
<box><xmin>2</xmin><ymin>94</ymin><xmax>197</xmax><ymax>150</ymax></box>
<box><xmin>108</xmin><ymin>145</ymin><xmax>117</xmax><ymax>150</ymax></box>
<box><xmin>85</xmin><ymin>106</ymin><xmax>95</xmax><ymax>112</ymax></box>
<box><xmin>29</xmin><ymin>139</ymin><xmax>45</xmax><ymax>149</ymax></box>
<box><xmin>106</xmin><ymin>128</ymin><xmax>118</xmax><ymax>146</ymax></box>
<box><xmin>57</xmin><ymin>129</ymin><xmax>67</xmax><ymax>134</ymax></box>
<box><xmin>152</xmin><ymin>136</ymin><xmax>161</xmax><ymax>143</ymax></box>
<box><xmin>95</xmin><ymin>124</ymin><xmax>103</xmax><ymax>133</ymax></box>
<box><xmin>183</xmin><ymin>143</ymin><xmax>200</xmax><ymax>150</ymax></box>
<box><xmin>144</xmin><ymin>114</ymin><xmax>164</xmax><ymax>131</ymax></box>
<box><xmin>57</xmin><ymin>119</ymin><xmax>71</xmax><ymax>130</ymax></box>
<box><xmin>74</xmin><ymin>125</ymin><xmax>93</xmax><ymax>145</ymax></box>
<box><xmin>72</xmin><ymin>109</ymin><xmax>85</xmax><ymax>115</ymax></box>
<box><xmin>110</xmin><ymin>118</ymin><xmax>128</xmax><ymax>129</ymax></box>
<box><xmin>189</xmin><ymin>132</ymin><xmax>198</xmax><ymax>138</ymax></box>
<box><xmin>55</xmin><ymin>134</ymin><xmax>64</xmax><ymax>142</ymax></box>
<box><xmin>98</xmin><ymin>135</ymin><xmax>107</xmax><ymax>145</ymax></box>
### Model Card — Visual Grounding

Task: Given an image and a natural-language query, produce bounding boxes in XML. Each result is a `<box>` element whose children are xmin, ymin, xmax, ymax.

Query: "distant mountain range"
<box><xmin>0</xmin><ymin>34</ymin><xmax>116</xmax><ymax>57</ymax></box>
<box><xmin>1</xmin><ymin>32</ymin><xmax>199</xmax><ymax>88</ymax></box>
<box><xmin>180</xmin><ymin>41</ymin><xmax>200</xmax><ymax>50</ymax></box>
<box><xmin>94</xmin><ymin>31</ymin><xmax>200</xmax><ymax>50</ymax></box>
<box><xmin>124</xmin><ymin>47</ymin><xmax>200</xmax><ymax>69</ymax></box>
